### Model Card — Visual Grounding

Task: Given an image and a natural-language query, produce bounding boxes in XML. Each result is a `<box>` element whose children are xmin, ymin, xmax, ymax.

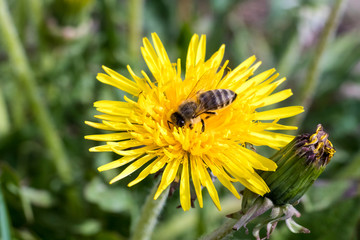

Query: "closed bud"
<box><xmin>229</xmin><ymin>124</ymin><xmax>335</xmax><ymax>240</ymax></box>
<box><xmin>262</xmin><ymin>124</ymin><xmax>335</xmax><ymax>205</ymax></box>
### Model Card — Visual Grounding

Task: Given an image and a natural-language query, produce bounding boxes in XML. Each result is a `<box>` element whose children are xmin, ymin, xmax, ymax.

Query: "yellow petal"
<box><xmin>85</xmin><ymin>132</ymin><xmax>132</xmax><ymax>141</ymax></box>
<box><xmin>149</xmin><ymin>155</ymin><xmax>168</xmax><ymax>174</ymax></box>
<box><xmin>94</xmin><ymin>115</ymin><xmax>127</xmax><ymax>122</ymax></box>
<box><xmin>224</xmin><ymin>161</ymin><xmax>269</xmax><ymax>195</ymax></box>
<box><xmin>85</xmin><ymin>121</ymin><xmax>115</xmax><ymax>131</ymax></box>
<box><xmin>259</xmin><ymin>122</ymin><xmax>298</xmax><ymax>131</ymax></box>
<box><xmin>248</xmin><ymin>131</ymin><xmax>295</xmax><ymax>149</ymax></box>
<box><xmin>190</xmin><ymin>156</ymin><xmax>203</xmax><ymax>208</ymax></box>
<box><xmin>203</xmin><ymin>156</ymin><xmax>240</xmax><ymax>198</ymax></box>
<box><xmin>151</xmin><ymin>33</ymin><xmax>172</xmax><ymax>68</ymax></box>
<box><xmin>237</xmin><ymin>55</ymin><xmax>257</xmax><ymax>70</ymax></box>
<box><xmin>89</xmin><ymin>145</ymin><xmax>112</xmax><ymax>152</ymax></box>
<box><xmin>197</xmin><ymin>161</ymin><xmax>221</xmax><ymax>211</ymax></box>
<box><xmin>195</xmin><ymin>35</ymin><xmax>206</xmax><ymax>65</ymax></box>
<box><xmin>94</xmin><ymin>100</ymin><xmax>131</xmax><ymax>108</ymax></box>
<box><xmin>238</xmin><ymin>146</ymin><xmax>277</xmax><ymax>171</ymax></box>
<box><xmin>102</xmin><ymin>121</ymin><xmax>131</xmax><ymax>131</ymax></box>
<box><xmin>154</xmin><ymin>159</ymin><xmax>181</xmax><ymax>199</ymax></box>
<box><xmin>111</xmin><ymin>145</ymin><xmax>154</xmax><ymax>156</ymax></box>
<box><xmin>98</xmin><ymin>67</ymin><xmax>140</xmax><ymax>96</ymax></box>
<box><xmin>180</xmin><ymin>158</ymin><xmax>191</xmax><ymax>211</ymax></box>
<box><xmin>127</xmin><ymin>65</ymin><xmax>151</xmax><ymax>93</ymax></box>
<box><xmin>95</xmin><ymin>106</ymin><xmax>132</xmax><ymax>116</ymax></box>
<box><xmin>128</xmin><ymin>157</ymin><xmax>160</xmax><ymax>186</ymax></box>
<box><xmin>98</xmin><ymin>154</ymin><xmax>143</xmax><ymax>171</ymax></box>
<box><xmin>224</xmin><ymin>56</ymin><xmax>256</xmax><ymax>85</ymax></box>
<box><xmin>253</xmin><ymin>106</ymin><xmax>304</xmax><ymax>120</ymax></box>
<box><xmin>235</xmin><ymin>67</ymin><xmax>272</xmax><ymax>93</ymax></box>
<box><xmin>141</xmin><ymin>37</ymin><xmax>160</xmax><ymax>78</ymax></box>
<box><xmin>250</xmin><ymin>76</ymin><xmax>283</xmax><ymax>99</ymax></box>
<box><xmin>186</xmin><ymin>34</ymin><xmax>199</xmax><ymax>71</ymax></box>
<box><xmin>109</xmin><ymin>154</ymin><xmax>155</xmax><ymax>184</ymax></box>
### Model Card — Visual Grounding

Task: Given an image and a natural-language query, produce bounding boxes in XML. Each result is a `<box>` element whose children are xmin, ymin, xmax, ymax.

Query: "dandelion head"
<box><xmin>85</xmin><ymin>33</ymin><xmax>304</xmax><ymax>211</ymax></box>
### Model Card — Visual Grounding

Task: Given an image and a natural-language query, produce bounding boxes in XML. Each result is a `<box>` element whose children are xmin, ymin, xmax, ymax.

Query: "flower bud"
<box><xmin>228</xmin><ymin>124</ymin><xmax>335</xmax><ymax>239</ymax></box>
<box><xmin>261</xmin><ymin>124</ymin><xmax>335</xmax><ymax>205</ymax></box>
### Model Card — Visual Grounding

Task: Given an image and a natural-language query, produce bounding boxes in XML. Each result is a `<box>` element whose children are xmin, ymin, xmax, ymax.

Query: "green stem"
<box><xmin>0</xmin><ymin>87</ymin><xmax>10</xmax><ymax>136</ymax></box>
<box><xmin>130</xmin><ymin>180</ymin><xmax>169</xmax><ymax>240</ymax></box>
<box><xmin>128</xmin><ymin>0</ymin><xmax>144</xmax><ymax>62</ymax></box>
<box><xmin>28</xmin><ymin>0</ymin><xmax>44</xmax><ymax>32</ymax></box>
<box><xmin>0</xmin><ymin>0</ymin><xmax>73</xmax><ymax>184</ymax></box>
<box><xmin>291</xmin><ymin>0</ymin><xmax>347</xmax><ymax>127</ymax></box>
<box><xmin>0</xmin><ymin>186</ymin><xmax>11</xmax><ymax>240</ymax></box>
<box><xmin>199</xmin><ymin>219</ymin><xmax>237</xmax><ymax>240</ymax></box>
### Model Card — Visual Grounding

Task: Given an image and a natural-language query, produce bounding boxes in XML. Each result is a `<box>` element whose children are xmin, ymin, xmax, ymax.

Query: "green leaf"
<box><xmin>84</xmin><ymin>177</ymin><xmax>132</xmax><ymax>213</ymax></box>
<box><xmin>72</xmin><ymin>219</ymin><xmax>101</xmax><ymax>236</ymax></box>
<box><xmin>21</xmin><ymin>186</ymin><xmax>55</xmax><ymax>208</ymax></box>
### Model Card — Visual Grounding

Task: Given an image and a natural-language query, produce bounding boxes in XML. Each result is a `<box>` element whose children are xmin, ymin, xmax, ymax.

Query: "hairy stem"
<box><xmin>131</xmin><ymin>180</ymin><xmax>169</xmax><ymax>240</ymax></box>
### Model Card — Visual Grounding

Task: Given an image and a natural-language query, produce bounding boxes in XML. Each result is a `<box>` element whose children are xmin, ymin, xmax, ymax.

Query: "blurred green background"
<box><xmin>0</xmin><ymin>0</ymin><xmax>359</xmax><ymax>239</ymax></box>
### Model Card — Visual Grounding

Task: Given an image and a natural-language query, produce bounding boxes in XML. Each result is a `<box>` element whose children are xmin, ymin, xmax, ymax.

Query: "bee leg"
<box><xmin>201</xmin><ymin>119</ymin><xmax>205</xmax><ymax>132</ymax></box>
<box><xmin>167</xmin><ymin>120</ymin><xmax>173</xmax><ymax>129</ymax></box>
<box><xmin>204</xmin><ymin>111</ymin><xmax>216</xmax><ymax>119</ymax></box>
<box><xmin>189</xmin><ymin>123</ymin><xmax>193</xmax><ymax>129</ymax></box>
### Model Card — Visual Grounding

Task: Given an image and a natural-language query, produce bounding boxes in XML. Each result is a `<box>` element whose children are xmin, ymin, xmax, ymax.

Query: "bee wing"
<box><xmin>185</xmin><ymin>69</ymin><xmax>215</xmax><ymax>100</ymax></box>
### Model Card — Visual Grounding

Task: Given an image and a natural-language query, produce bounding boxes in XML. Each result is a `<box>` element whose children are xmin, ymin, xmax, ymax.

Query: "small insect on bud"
<box><xmin>261</xmin><ymin>124</ymin><xmax>335</xmax><ymax>206</ymax></box>
<box><xmin>229</xmin><ymin>124</ymin><xmax>335</xmax><ymax>239</ymax></box>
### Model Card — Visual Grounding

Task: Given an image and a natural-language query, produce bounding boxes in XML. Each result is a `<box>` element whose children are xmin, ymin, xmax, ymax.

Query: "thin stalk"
<box><xmin>131</xmin><ymin>180</ymin><xmax>169</xmax><ymax>240</ymax></box>
<box><xmin>0</xmin><ymin>87</ymin><xmax>10</xmax><ymax>136</ymax></box>
<box><xmin>0</xmin><ymin>0</ymin><xmax>73</xmax><ymax>184</ymax></box>
<box><xmin>128</xmin><ymin>0</ymin><xmax>144</xmax><ymax>62</ymax></box>
<box><xmin>0</xmin><ymin>186</ymin><xmax>11</xmax><ymax>240</ymax></box>
<box><xmin>291</xmin><ymin>0</ymin><xmax>347</xmax><ymax>127</ymax></box>
<box><xmin>28</xmin><ymin>0</ymin><xmax>44</xmax><ymax>32</ymax></box>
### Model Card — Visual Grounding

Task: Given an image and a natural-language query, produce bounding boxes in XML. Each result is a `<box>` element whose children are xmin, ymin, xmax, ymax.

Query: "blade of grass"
<box><xmin>0</xmin><ymin>186</ymin><xmax>11</xmax><ymax>240</ymax></box>
<box><xmin>128</xmin><ymin>0</ymin><xmax>144</xmax><ymax>62</ymax></box>
<box><xmin>0</xmin><ymin>87</ymin><xmax>10</xmax><ymax>136</ymax></box>
<box><xmin>0</xmin><ymin>0</ymin><xmax>73</xmax><ymax>184</ymax></box>
<box><xmin>291</xmin><ymin>0</ymin><xmax>347</xmax><ymax>127</ymax></box>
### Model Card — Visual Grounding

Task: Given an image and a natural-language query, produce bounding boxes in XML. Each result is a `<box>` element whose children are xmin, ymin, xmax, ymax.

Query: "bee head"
<box><xmin>170</xmin><ymin>112</ymin><xmax>185</xmax><ymax>127</ymax></box>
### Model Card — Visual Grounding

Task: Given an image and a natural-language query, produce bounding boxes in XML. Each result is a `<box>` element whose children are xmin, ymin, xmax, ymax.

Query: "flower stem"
<box><xmin>291</xmin><ymin>0</ymin><xmax>347</xmax><ymax>127</ymax></box>
<box><xmin>131</xmin><ymin>180</ymin><xmax>169</xmax><ymax>240</ymax></box>
<box><xmin>199</xmin><ymin>219</ymin><xmax>237</xmax><ymax>240</ymax></box>
<box><xmin>0</xmin><ymin>0</ymin><xmax>73</xmax><ymax>184</ymax></box>
<box><xmin>128</xmin><ymin>0</ymin><xmax>144</xmax><ymax>62</ymax></box>
<box><xmin>0</xmin><ymin>186</ymin><xmax>11</xmax><ymax>240</ymax></box>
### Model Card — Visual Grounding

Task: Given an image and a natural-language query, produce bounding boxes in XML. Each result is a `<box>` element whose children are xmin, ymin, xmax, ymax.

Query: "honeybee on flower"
<box><xmin>85</xmin><ymin>33</ymin><xmax>304</xmax><ymax>211</ymax></box>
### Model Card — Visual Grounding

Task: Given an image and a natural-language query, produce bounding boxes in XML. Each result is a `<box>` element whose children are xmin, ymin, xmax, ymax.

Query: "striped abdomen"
<box><xmin>198</xmin><ymin>89</ymin><xmax>237</xmax><ymax>111</ymax></box>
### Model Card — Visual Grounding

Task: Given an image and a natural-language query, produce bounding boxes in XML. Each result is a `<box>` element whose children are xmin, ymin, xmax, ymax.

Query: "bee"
<box><xmin>168</xmin><ymin>89</ymin><xmax>237</xmax><ymax>132</ymax></box>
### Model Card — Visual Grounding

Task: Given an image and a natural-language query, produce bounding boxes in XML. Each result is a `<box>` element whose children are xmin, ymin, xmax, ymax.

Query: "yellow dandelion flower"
<box><xmin>85</xmin><ymin>33</ymin><xmax>304</xmax><ymax>211</ymax></box>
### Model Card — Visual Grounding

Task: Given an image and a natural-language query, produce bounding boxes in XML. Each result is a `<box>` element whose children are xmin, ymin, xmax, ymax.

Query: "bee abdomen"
<box><xmin>199</xmin><ymin>89</ymin><xmax>237</xmax><ymax>110</ymax></box>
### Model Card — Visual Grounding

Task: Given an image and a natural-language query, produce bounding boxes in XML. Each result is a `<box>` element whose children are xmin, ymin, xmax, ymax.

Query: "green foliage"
<box><xmin>0</xmin><ymin>0</ymin><xmax>359</xmax><ymax>239</ymax></box>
